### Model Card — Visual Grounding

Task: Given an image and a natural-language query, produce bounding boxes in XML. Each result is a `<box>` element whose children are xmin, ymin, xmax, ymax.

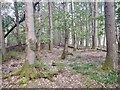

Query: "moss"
<box><xmin>19</xmin><ymin>61</ymin><xmax>39</xmax><ymax>80</ymax></box>
<box><xmin>43</xmin><ymin>71</ymin><xmax>58</xmax><ymax>81</ymax></box>
<box><xmin>61</xmin><ymin>50</ymin><xmax>67</xmax><ymax>59</ymax></box>
<box><xmin>29</xmin><ymin>39</ymin><xmax>36</xmax><ymax>51</ymax></box>
<box><xmin>102</xmin><ymin>57</ymin><xmax>114</xmax><ymax>71</ymax></box>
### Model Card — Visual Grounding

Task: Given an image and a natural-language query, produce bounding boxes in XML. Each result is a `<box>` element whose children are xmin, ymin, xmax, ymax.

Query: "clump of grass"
<box><xmin>33</xmin><ymin>60</ymin><xmax>48</xmax><ymax>70</ymax></box>
<box><xmin>72</xmin><ymin>63</ymin><xmax>97</xmax><ymax>75</ymax></box>
<box><xmin>56</xmin><ymin>63</ymin><xmax>66</xmax><ymax>69</ymax></box>
<box><xmin>68</xmin><ymin>58</ymin><xmax>77</xmax><ymax>61</ymax></box>
<box><xmin>3</xmin><ymin>51</ymin><xmax>23</xmax><ymax>62</ymax></box>
<box><xmin>76</xmin><ymin>55</ymin><xmax>81</xmax><ymax>59</ymax></box>
<box><xmin>70</xmin><ymin>62</ymin><xmax>118</xmax><ymax>85</ymax></box>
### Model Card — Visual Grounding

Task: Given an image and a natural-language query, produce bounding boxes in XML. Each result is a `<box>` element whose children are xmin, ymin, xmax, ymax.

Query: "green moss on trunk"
<box><xmin>19</xmin><ymin>61</ymin><xmax>38</xmax><ymax>80</ymax></box>
<box><xmin>102</xmin><ymin>57</ymin><xmax>114</xmax><ymax>71</ymax></box>
<box><xmin>61</xmin><ymin>50</ymin><xmax>67</xmax><ymax>59</ymax></box>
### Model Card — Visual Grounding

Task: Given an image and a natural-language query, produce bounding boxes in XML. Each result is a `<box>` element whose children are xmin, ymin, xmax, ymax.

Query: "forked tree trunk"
<box><xmin>102</xmin><ymin>1</ymin><xmax>118</xmax><ymax>70</ymax></box>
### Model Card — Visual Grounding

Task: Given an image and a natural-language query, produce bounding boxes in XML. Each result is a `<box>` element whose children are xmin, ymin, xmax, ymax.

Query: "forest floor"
<box><xmin>2</xmin><ymin>47</ymin><xmax>119</xmax><ymax>88</ymax></box>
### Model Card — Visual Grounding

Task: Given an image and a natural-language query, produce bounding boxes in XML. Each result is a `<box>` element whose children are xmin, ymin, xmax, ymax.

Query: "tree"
<box><xmin>102</xmin><ymin>1</ymin><xmax>118</xmax><ymax>70</ymax></box>
<box><xmin>85</xmin><ymin>3</ymin><xmax>89</xmax><ymax>48</ymax></box>
<box><xmin>71</xmin><ymin>1</ymin><xmax>77</xmax><ymax>51</ymax></box>
<box><xmin>14</xmin><ymin>0</ymin><xmax>21</xmax><ymax>45</ymax></box>
<box><xmin>61</xmin><ymin>2</ymin><xmax>69</xmax><ymax>59</ymax></box>
<box><xmin>0</xmin><ymin>3</ymin><xmax>6</xmax><ymax>59</ymax></box>
<box><xmin>48</xmin><ymin>1</ymin><xmax>53</xmax><ymax>50</ymax></box>
<box><xmin>118</xmin><ymin>27</ymin><xmax>120</xmax><ymax>67</ymax></box>
<box><xmin>13</xmin><ymin>1</ymin><xmax>38</xmax><ymax>80</ymax></box>
<box><xmin>92</xmin><ymin>0</ymin><xmax>98</xmax><ymax>49</ymax></box>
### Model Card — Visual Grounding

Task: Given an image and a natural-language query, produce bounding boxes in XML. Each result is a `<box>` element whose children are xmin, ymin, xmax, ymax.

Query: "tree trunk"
<box><xmin>71</xmin><ymin>1</ymin><xmax>77</xmax><ymax>51</ymax></box>
<box><xmin>25</xmin><ymin>1</ymin><xmax>37</xmax><ymax>65</ymax></box>
<box><xmin>0</xmin><ymin>3</ymin><xmax>6</xmax><ymax>59</ymax></box>
<box><xmin>14</xmin><ymin>1</ymin><xmax>21</xmax><ymax>46</ymax></box>
<box><xmin>53</xmin><ymin>20</ymin><xmax>59</xmax><ymax>47</ymax></box>
<box><xmin>103</xmin><ymin>33</ymin><xmax>106</xmax><ymax>48</ymax></box>
<box><xmin>48</xmin><ymin>1</ymin><xmax>53</xmax><ymax>51</ymax></box>
<box><xmin>85</xmin><ymin>3</ymin><xmax>89</xmax><ymax>48</ymax></box>
<box><xmin>92</xmin><ymin>0</ymin><xmax>98</xmax><ymax>49</ymax></box>
<box><xmin>102</xmin><ymin>1</ymin><xmax>118</xmax><ymax>70</ymax></box>
<box><xmin>118</xmin><ymin>27</ymin><xmax>120</xmax><ymax>70</ymax></box>
<box><xmin>37</xmin><ymin>14</ymin><xmax>41</xmax><ymax>60</ymax></box>
<box><xmin>61</xmin><ymin>2</ymin><xmax>69</xmax><ymax>59</ymax></box>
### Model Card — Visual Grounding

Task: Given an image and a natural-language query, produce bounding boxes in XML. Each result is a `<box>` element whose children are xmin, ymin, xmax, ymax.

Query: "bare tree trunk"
<box><xmin>0</xmin><ymin>3</ymin><xmax>6</xmax><ymax>59</ymax></box>
<box><xmin>92</xmin><ymin>0</ymin><xmax>98</xmax><ymax>49</ymax></box>
<box><xmin>85</xmin><ymin>3</ymin><xmax>89</xmax><ymax>48</ymax></box>
<box><xmin>71</xmin><ymin>1</ymin><xmax>77</xmax><ymax>51</ymax></box>
<box><xmin>14</xmin><ymin>1</ymin><xmax>21</xmax><ymax>45</ymax></box>
<box><xmin>25</xmin><ymin>1</ymin><xmax>37</xmax><ymax>65</ymax></box>
<box><xmin>61</xmin><ymin>2</ymin><xmax>69</xmax><ymax>59</ymax></box>
<box><xmin>103</xmin><ymin>33</ymin><xmax>106</xmax><ymax>48</ymax></box>
<box><xmin>48</xmin><ymin>1</ymin><xmax>53</xmax><ymax>51</ymax></box>
<box><xmin>53</xmin><ymin>20</ymin><xmax>59</xmax><ymax>47</ymax></box>
<box><xmin>36</xmin><ymin>14</ymin><xmax>41</xmax><ymax>60</ymax></box>
<box><xmin>102</xmin><ymin>1</ymin><xmax>117</xmax><ymax>70</ymax></box>
<box><xmin>118</xmin><ymin>27</ymin><xmax>120</xmax><ymax>70</ymax></box>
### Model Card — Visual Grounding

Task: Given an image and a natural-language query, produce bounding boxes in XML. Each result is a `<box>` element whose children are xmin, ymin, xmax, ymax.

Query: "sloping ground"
<box><xmin>2</xmin><ymin>47</ymin><xmax>119</xmax><ymax>88</ymax></box>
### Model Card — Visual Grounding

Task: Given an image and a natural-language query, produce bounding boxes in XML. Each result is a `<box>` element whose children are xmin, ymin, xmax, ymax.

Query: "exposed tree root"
<box><xmin>3</xmin><ymin>61</ymin><xmax>59</xmax><ymax>82</ymax></box>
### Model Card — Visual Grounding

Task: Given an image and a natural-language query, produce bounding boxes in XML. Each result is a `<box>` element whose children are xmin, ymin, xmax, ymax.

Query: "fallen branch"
<box><xmin>97</xmin><ymin>48</ymin><xmax>120</xmax><ymax>54</ymax></box>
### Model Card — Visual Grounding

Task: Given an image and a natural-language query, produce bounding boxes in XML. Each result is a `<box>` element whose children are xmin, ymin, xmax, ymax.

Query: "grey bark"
<box><xmin>92</xmin><ymin>0</ymin><xmax>98</xmax><ymax>49</ymax></box>
<box><xmin>71</xmin><ymin>1</ymin><xmax>77</xmax><ymax>51</ymax></box>
<box><xmin>0</xmin><ymin>3</ymin><xmax>6</xmax><ymax>59</ymax></box>
<box><xmin>85</xmin><ymin>3</ymin><xmax>89</xmax><ymax>48</ymax></box>
<box><xmin>48</xmin><ymin>1</ymin><xmax>53</xmax><ymax>50</ymax></box>
<box><xmin>25</xmin><ymin>1</ymin><xmax>37</xmax><ymax>64</ymax></box>
<box><xmin>103</xmin><ymin>1</ymin><xmax>118</xmax><ymax>70</ymax></box>
<box><xmin>61</xmin><ymin>2</ymin><xmax>69</xmax><ymax>59</ymax></box>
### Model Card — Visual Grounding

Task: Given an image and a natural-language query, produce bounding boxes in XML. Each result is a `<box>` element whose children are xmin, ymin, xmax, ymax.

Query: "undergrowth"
<box><xmin>3</xmin><ymin>51</ymin><xmax>23</xmax><ymax>62</ymax></box>
<box><xmin>69</xmin><ymin>61</ymin><xmax>119</xmax><ymax>86</ymax></box>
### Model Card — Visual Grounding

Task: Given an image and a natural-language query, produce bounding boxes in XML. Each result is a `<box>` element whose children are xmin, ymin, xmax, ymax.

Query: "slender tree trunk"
<box><xmin>36</xmin><ymin>14</ymin><xmax>41</xmax><ymax>60</ymax></box>
<box><xmin>103</xmin><ymin>33</ymin><xmax>106</xmax><ymax>48</ymax></box>
<box><xmin>102</xmin><ymin>1</ymin><xmax>117</xmax><ymax>70</ymax></box>
<box><xmin>118</xmin><ymin>27</ymin><xmax>120</xmax><ymax>70</ymax></box>
<box><xmin>85</xmin><ymin>3</ymin><xmax>89</xmax><ymax>48</ymax></box>
<box><xmin>0</xmin><ymin>3</ymin><xmax>6</xmax><ymax>59</ymax></box>
<box><xmin>14</xmin><ymin>1</ymin><xmax>21</xmax><ymax>45</ymax></box>
<box><xmin>61</xmin><ymin>2</ymin><xmax>69</xmax><ymax>59</ymax></box>
<box><xmin>53</xmin><ymin>20</ymin><xmax>59</xmax><ymax>47</ymax></box>
<box><xmin>92</xmin><ymin>0</ymin><xmax>98</xmax><ymax>49</ymax></box>
<box><xmin>48</xmin><ymin>1</ymin><xmax>53</xmax><ymax>51</ymax></box>
<box><xmin>71</xmin><ymin>1</ymin><xmax>77</xmax><ymax>51</ymax></box>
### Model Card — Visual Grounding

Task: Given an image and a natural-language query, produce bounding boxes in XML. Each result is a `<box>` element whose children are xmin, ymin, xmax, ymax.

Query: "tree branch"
<box><xmin>4</xmin><ymin>14</ymin><xmax>25</xmax><ymax>38</ymax></box>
